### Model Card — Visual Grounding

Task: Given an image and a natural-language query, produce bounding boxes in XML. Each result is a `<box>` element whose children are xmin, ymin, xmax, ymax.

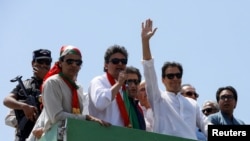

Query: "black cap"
<box><xmin>33</xmin><ymin>49</ymin><xmax>52</xmax><ymax>60</ymax></box>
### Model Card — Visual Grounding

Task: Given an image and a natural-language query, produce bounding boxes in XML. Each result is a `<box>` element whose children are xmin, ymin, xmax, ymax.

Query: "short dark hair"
<box><xmin>103</xmin><ymin>44</ymin><xmax>128</xmax><ymax>72</ymax></box>
<box><xmin>216</xmin><ymin>86</ymin><xmax>238</xmax><ymax>102</ymax></box>
<box><xmin>125</xmin><ymin>66</ymin><xmax>142</xmax><ymax>83</ymax></box>
<box><xmin>161</xmin><ymin>61</ymin><xmax>183</xmax><ymax>78</ymax></box>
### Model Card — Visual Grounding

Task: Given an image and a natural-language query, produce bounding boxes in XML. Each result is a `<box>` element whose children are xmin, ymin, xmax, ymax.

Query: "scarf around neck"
<box><xmin>59</xmin><ymin>72</ymin><xmax>80</xmax><ymax>114</ymax></box>
<box><xmin>106</xmin><ymin>72</ymin><xmax>131</xmax><ymax>127</ymax></box>
<box><xmin>42</xmin><ymin>62</ymin><xmax>80</xmax><ymax>114</ymax></box>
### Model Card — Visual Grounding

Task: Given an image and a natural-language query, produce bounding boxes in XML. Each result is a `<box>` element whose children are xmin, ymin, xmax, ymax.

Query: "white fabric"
<box><xmin>42</xmin><ymin>75</ymin><xmax>86</xmax><ymax>127</ymax></box>
<box><xmin>5</xmin><ymin>109</ymin><xmax>19</xmax><ymax>140</ymax></box>
<box><xmin>88</xmin><ymin>74</ymin><xmax>124</xmax><ymax>126</ymax></box>
<box><xmin>5</xmin><ymin>109</ymin><xmax>17</xmax><ymax>128</ymax></box>
<box><xmin>142</xmin><ymin>59</ymin><xmax>210</xmax><ymax>140</ymax></box>
<box><xmin>27</xmin><ymin>74</ymin><xmax>87</xmax><ymax>141</ymax></box>
<box><xmin>139</xmin><ymin>104</ymin><xmax>154</xmax><ymax>132</ymax></box>
<box><xmin>82</xmin><ymin>92</ymin><xmax>89</xmax><ymax>115</ymax></box>
<box><xmin>26</xmin><ymin>110</ymin><xmax>45</xmax><ymax>141</ymax></box>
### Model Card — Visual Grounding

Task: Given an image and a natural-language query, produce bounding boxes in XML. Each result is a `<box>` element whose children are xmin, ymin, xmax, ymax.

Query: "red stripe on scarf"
<box><xmin>106</xmin><ymin>72</ymin><xmax>130</xmax><ymax>127</ymax></box>
<box><xmin>60</xmin><ymin>73</ymin><xmax>80</xmax><ymax>114</ymax></box>
<box><xmin>41</xmin><ymin>61</ymin><xmax>80</xmax><ymax>114</ymax></box>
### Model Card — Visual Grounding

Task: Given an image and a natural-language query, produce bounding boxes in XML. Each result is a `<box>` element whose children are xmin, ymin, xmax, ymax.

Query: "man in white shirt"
<box><xmin>88</xmin><ymin>45</ymin><xmax>131</xmax><ymax>127</ymax></box>
<box><xmin>137</xmin><ymin>80</ymin><xmax>154</xmax><ymax>132</ymax></box>
<box><xmin>140</xmin><ymin>19</ymin><xmax>211</xmax><ymax>140</ymax></box>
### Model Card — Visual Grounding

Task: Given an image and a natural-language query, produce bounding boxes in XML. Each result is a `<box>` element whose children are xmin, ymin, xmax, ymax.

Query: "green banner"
<box><xmin>39</xmin><ymin>118</ymin><xmax>196</xmax><ymax>141</ymax></box>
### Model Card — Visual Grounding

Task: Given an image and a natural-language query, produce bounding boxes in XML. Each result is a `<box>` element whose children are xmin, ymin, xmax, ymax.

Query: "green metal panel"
<box><xmin>39</xmin><ymin>122</ymin><xmax>58</xmax><ymax>141</ymax></box>
<box><xmin>40</xmin><ymin>118</ymin><xmax>196</xmax><ymax>141</ymax></box>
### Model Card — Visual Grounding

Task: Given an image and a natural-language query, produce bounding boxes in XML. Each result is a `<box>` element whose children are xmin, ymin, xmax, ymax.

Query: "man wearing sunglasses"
<box><xmin>28</xmin><ymin>45</ymin><xmax>110</xmax><ymax>140</ymax></box>
<box><xmin>180</xmin><ymin>84</ymin><xmax>199</xmax><ymax>100</ymax></box>
<box><xmin>3</xmin><ymin>49</ymin><xmax>52</xmax><ymax>141</ymax></box>
<box><xmin>123</xmin><ymin>66</ymin><xmax>146</xmax><ymax>130</ymax></box>
<box><xmin>181</xmin><ymin>84</ymin><xmax>208</xmax><ymax>141</ymax></box>
<box><xmin>141</xmin><ymin>19</ymin><xmax>211</xmax><ymax>140</ymax></box>
<box><xmin>202</xmin><ymin>100</ymin><xmax>219</xmax><ymax>117</ymax></box>
<box><xmin>88</xmin><ymin>45</ymin><xmax>132</xmax><ymax>128</ymax></box>
<box><xmin>207</xmin><ymin>86</ymin><xmax>245</xmax><ymax>125</ymax></box>
<box><xmin>137</xmin><ymin>80</ymin><xmax>154</xmax><ymax>132</ymax></box>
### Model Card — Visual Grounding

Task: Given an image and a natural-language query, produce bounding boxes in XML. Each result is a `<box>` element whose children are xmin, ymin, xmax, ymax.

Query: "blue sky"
<box><xmin>1</xmin><ymin>1</ymin><xmax>249</xmax><ymax>140</ymax></box>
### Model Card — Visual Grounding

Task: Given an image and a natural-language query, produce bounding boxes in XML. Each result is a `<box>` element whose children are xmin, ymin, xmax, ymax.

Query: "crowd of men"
<box><xmin>3</xmin><ymin>19</ymin><xmax>245</xmax><ymax>141</ymax></box>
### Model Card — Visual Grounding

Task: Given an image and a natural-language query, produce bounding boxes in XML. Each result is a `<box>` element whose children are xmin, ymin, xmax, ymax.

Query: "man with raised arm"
<box><xmin>141</xmin><ymin>19</ymin><xmax>210</xmax><ymax>140</ymax></box>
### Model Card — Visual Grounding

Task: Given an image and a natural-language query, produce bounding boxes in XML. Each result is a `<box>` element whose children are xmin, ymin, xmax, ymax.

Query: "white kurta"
<box><xmin>27</xmin><ymin>74</ymin><xmax>87</xmax><ymax>141</ymax></box>
<box><xmin>142</xmin><ymin>59</ymin><xmax>210</xmax><ymax>140</ymax></box>
<box><xmin>88</xmin><ymin>74</ymin><xmax>124</xmax><ymax>126</ymax></box>
<box><xmin>139</xmin><ymin>104</ymin><xmax>154</xmax><ymax>132</ymax></box>
<box><xmin>42</xmin><ymin>75</ymin><xmax>86</xmax><ymax>126</ymax></box>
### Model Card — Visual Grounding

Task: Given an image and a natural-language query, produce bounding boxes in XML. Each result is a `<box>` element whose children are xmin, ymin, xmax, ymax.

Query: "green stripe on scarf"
<box><xmin>123</xmin><ymin>90</ymin><xmax>140</xmax><ymax>129</ymax></box>
<box><xmin>59</xmin><ymin>72</ymin><xmax>79</xmax><ymax>89</ymax></box>
<box><xmin>59</xmin><ymin>72</ymin><xmax>80</xmax><ymax>114</ymax></box>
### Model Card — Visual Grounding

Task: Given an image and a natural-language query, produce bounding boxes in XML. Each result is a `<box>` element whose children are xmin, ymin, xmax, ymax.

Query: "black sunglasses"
<box><xmin>35</xmin><ymin>59</ymin><xmax>51</xmax><ymax>65</ymax></box>
<box><xmin>109</xmin><ymin>58</ymin><xmax>127</xmax><ymax>65</ymax></box>
<box><xmin>202</xmin><ymin>108</ymin><xmax>213</xmax><ymax>114</ymax></box>
<box><xmin>164</xmin><ymin>73</ymin><xmax>182</xmax><ymax>79</ymax></box>
<box><xmin>126</xmin><ymin>79</ymin><xmax>139</xmax><ymax>85</ymax></box>
<box><xmin>220</xmin><ymin>95</ymin><xmax>234</xmax><ymax>101</ymax></box>
<box><xmin>185</xmin><ymin>91</ymin><xmax>199</xmax><ymax>98</ymax></box>
<box><xmin>64</xmin><ymin>59</ymin><xmax>83</xmax><ymax>66</ymax></box>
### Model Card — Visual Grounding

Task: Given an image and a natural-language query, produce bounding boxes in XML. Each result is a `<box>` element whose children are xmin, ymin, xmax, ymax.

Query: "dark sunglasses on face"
<box><xmin>164</xmin><ymin>73</ymin><xmax>182</xmax><ymax>79</ymax></box>
<box><xmin>125</xmin><ymin>79</ymin><xmax>139</xmax><ymax>85</ymax></box>
<box><xmin>35</xmin><ymin>59</ymin><xmax>51</xmax><ymax>65</ymax></box>
<box><xmin>202</xmin><ymin>108</ymin><xmax>213</xmax><ymax>114</ymax></box>
<box><xmin>64</xmin><ymin>59</ymin><xmax>83</xmax><ymax>66</ymax></box>
<box><xmin>185</xmin><ymin>91</ymin><xmax>199</xmax><ymax>98</ymax></box>
<box><xmin>109</xmin><ymin>58</ymin><xmax>127</xmax><ymax>65</ymax></box>
<box><xmin>220</xmin><ymin>95</ymin><xmax>234</xmax><ymax>101</ymax></box>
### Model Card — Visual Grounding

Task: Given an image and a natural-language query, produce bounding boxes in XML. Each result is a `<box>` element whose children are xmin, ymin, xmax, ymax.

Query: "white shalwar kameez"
<box><xmin>142</xmin><ymin>59</ymin><xmax>210</xmax><ymax>140</ymax></box>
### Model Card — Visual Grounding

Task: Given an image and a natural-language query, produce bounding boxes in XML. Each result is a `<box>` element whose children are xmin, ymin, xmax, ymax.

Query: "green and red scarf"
<box><xmin>106</xmin><ymin>72</ymin><xmax>131</xmax><ymax>127</ymax></box>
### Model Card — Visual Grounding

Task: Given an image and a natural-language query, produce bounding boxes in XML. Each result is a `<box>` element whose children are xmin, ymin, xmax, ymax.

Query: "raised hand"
<box><xmin>141</xmin><ymin>19</ymin><xmax>157</xmax><ymax>41</ymax></box>
<box><xmin>141</xmin><ymin>18</ymin><xmax>157</xmax><ymax>60</ymax></box>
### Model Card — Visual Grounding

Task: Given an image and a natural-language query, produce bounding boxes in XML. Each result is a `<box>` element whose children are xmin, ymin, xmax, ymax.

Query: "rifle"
<box><xmin>10</xmin><ymin>75</ymin><xmax>40</xmax><ymax>139</ymax></box>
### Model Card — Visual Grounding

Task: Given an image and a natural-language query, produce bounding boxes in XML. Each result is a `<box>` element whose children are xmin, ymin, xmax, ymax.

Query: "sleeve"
<box><xmin>145</xmin><ymin>108</ymin><xmax>154</xmax><ymax>127</ymax></box>
<box><xmin>88</xmin><ymin>76</ymin><xmax>113</xmax><ymax>111</ymax></box>
<box><xmin>142</xmin><ymin>59</ymin><xmax>162</xmax><ymax>110</ymax></box>
<box><xmin>10</xmin><ymin>83</ymin><xmax>22</xmax><ymax>98</ymax></box>
<box><xmin>196</xmin><ymin>104</ymin><xmax>211</xmax><ymax>137</ymax></box>
<box><xmin>207</xmin><ymin>114</ymin><xmax>218</xmax><ymax>125</ymax></box>
<box><xmin>26</xmin><ymin>110</ymin><xmax>46</xmax><ymax>141</ymax></box>
<box><xmin>82</xmin><ymin>92</ymin><xmax>89</xmax><ymax>115</ymax></box>
<box><xmin>5</xmin><ymin>109</ymin><xmax>17</xmax><ymax>128</ymax></box>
